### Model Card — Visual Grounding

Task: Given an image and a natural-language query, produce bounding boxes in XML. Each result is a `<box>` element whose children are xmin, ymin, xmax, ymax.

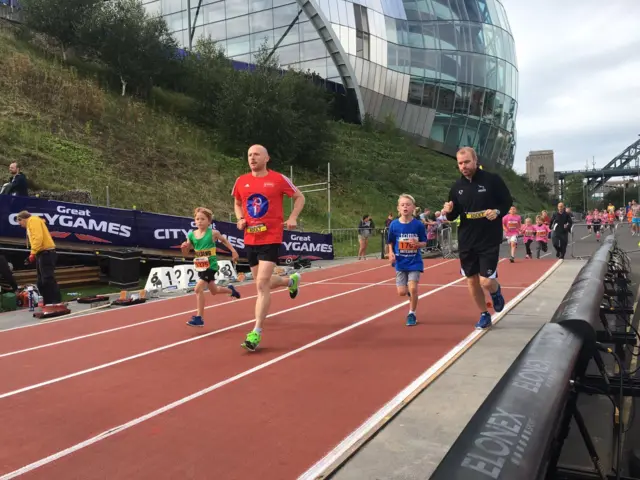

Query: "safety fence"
<box><xmin>325</xmin><ymin>224</ymin><xmax>458</xmax><ymax>260</ymax></box>
<box><xmin>430</xmin><ymin>235</ymin><xmax>638</xmax><ymax>479</ymax></box>
<box><xmin>0</xmin><ymin>3</ymin><xmax>21</xmax><ymax>22</ymax></box>
<box><xmin>569</xmin><ymin>221</ymin><xmax>624</xmax><ymax>259</ymax></box>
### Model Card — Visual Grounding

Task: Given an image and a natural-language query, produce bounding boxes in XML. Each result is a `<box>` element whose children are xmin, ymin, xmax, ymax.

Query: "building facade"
<box><xmin>526</xmin><ymin>149</ymin><xmax>555</xmax><ymax>195</ymax></box>
<box><xmin>143</xmin><ymin>0</ymin><xmax>518</xmax><ymax>168</ymax></box>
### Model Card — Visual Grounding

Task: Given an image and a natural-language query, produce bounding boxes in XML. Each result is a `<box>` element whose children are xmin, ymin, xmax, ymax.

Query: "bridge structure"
<box><xmin>554</xmin><ymin>137</ymin><xmax>640</xmax><ymax>199</ymax></box>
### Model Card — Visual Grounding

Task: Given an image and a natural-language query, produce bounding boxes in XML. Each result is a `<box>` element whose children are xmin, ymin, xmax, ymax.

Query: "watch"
<box><xmin>495</xmin><ymin>210</ymin><xmax>500</xmax><ymax>215</ymax></box>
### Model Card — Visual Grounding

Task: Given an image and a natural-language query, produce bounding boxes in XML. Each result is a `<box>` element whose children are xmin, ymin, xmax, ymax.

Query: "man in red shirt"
<box><xmin>232</xmin><ymin>144</ymin><xmax>306</xmax><ymax>351</ymax></box>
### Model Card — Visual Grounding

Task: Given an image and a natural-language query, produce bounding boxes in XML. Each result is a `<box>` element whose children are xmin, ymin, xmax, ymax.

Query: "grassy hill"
<box><xmin>0</xmin><ymin>20</ymin><xmax>549</xmax><ymax>236</ymax></box>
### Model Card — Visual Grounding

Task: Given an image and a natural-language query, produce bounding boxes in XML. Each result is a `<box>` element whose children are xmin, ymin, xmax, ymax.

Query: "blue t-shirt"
<box><xmin>387</xmin><ymin>218</ymin><xmax>427</xmax><ymax>272</ymax></box>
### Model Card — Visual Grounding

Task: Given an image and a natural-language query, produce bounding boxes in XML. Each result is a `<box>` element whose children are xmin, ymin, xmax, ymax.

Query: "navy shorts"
<box><xmin>459</xmin><ymin>245</ymin><xmax>500</xmax><ymax>279</ymax></box>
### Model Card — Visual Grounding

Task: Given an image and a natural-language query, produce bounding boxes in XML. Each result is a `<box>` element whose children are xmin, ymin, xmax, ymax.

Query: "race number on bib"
<box><xmin>247</xmin><ymin>224</ymin><xmax>267</xmax><ymax>234</ymax></box>
<box><xmin>194</xmin><ymin>256</ymin><xmax>210</xmax><ymax>272</ymax></box>
<box><xmin>466</xmin><ymin>211</ymin><xmax>486</xmax><ymax>219</ymax></box>
<box><xmin>398</xmin><ymin>240</ymin><xmax>417</xmax><ymax>252</ymax></box>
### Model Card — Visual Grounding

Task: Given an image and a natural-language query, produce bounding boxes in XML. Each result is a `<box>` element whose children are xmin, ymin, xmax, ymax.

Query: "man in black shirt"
<box><xmin>442</xmin><ymin>147</ymin><xmax>513</xmax><ymax>330</ymax></box>
<box><xmin>2</xmin><ymin>162</ymin><xmax>28</xmax><ymax>196</ymax></box>
<box><xmin>550</xmin><ymin>202</ymin><xmax>572</xmax><ymax>259</ymax></box>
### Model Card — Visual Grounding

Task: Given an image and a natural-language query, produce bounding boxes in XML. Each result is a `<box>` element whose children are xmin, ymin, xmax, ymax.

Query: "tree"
<box><xmin>214</xmin><ymin>43</ymin><xmax>334</xmax><ymax>168</ymax></box>
<box><xmin>180</xmin><ymin>37</ymin><xmax>233</xmax><ymax>125</ymax></box>
<box><xmin>562</xmin><ymin>174</ymin><xmax>585</xmax><ymax>211</ymax></box>
<box><xmin>20</xmin><ymin>0</ymin><xmax>101</xmax><ymax>59</ymax></box>
<box><xmin>532</xmin><ymin>179</ymin><xmax>551</xmax><ymax>199</ymax></box>
<box><xmin>80</xmin><ymin>0</ymin><xmax>178</xmax><ymax>97</ymax></box>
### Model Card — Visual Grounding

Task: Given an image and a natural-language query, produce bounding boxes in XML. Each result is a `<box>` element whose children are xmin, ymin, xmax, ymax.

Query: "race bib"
<box><xmin>398</xmin><ymin>240</ymin><xmax>418</xmax><ymax>253</ymax></box>
<box><xmin>466</xmin><ymin>211</ymin><xmax>486</xmax><ymax>219</ymax></box>
<box><xmin>536</xmin><ymin>230</ymin><xmax>546</xmax><ymax>238</ymax></box>
<box><xmin>193</xmin><ymin>249</ymin><xmax>212</xmax><ymax>271</ymax></box>
<box><xmin>194</xmin><ymin>256</ymin><xmax>210</xmax><ymax>272</ymax></box>
<box><xmin>247</xmin><ymin>224</ymin><xmax>267</xmax><ymax>234</ymax></box>
<box><xmin>508</xmin><ymin>221</ymin><xmax>518</xmax><ymax>230</ymax></box>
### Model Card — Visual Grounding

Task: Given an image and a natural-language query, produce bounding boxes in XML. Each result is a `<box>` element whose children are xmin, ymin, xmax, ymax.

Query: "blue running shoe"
<box><xmin>228</xmin><ymin>284</ymin><xmax>241</xmax><ymax>299</ymax></box>
<box><xmin>490</xmin><ymin>284</ymin><xmax>505</xmax><ymax>312</ymax></box>
<box><xmin>475</xmin><ymin>312</ymin><xmax>492</xmax><ymax>330</ymax></box>
<box><xmin>406</xmin><ymin>313</ymin><xmax>417</xmax><ymax>326</ymax></box>
<box><xmin>187</xmin><ymin>316</ymin><xmax>204</xmax><ymax>327</ymax></box>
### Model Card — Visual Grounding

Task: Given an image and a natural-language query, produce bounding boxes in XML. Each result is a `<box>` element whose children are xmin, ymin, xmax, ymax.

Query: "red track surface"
<box><xmin>0</xmin><ymin>258</ymin><xmax>557</xmax><ymax>479</ymax></box>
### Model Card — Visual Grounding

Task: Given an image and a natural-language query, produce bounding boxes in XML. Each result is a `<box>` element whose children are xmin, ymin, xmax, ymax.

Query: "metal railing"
<box><xmin>568</xmin><ymin>221</ymin><xmax>621</xmax><ymax>259</ymax></box>
<box><xmin>0</xmin><ymin>4</ymin><xmax>22</xmax><ymax>22</ymax></box>
<box><xmin>431</xmin><ymin>236</ymin><xmax>632</xmax><ymax>479</ymax></box>
<box><xmin>321</xmin><ymin>228</ymin><xmax>385</xmax><ymax>259</ymax></box>
<box><xmin>376</xmin><ymin>222</ymin><xmax>459</xmax><ymax>261</ymax></box>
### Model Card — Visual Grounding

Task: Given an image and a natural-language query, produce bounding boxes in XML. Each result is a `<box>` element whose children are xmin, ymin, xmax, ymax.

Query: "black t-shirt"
<box><xmin>446</xmin><ymin>168</ymin><xmax>513</xmax><ymax>250</ymax></box>
<box><xmin>6</xmin><ymin>173</ymin><xmax>28</xmax><ymax>196</ymax></box>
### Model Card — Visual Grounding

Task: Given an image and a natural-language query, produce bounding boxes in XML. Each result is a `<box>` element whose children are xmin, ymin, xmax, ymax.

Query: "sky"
<box><xmin>502</xmin><ymin>0</ymin><xmax>640</xmax><ymax>174</ymax></box>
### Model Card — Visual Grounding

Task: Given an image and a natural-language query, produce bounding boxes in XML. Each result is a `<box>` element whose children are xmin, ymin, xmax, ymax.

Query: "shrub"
<box><xmin>214</xmin><ymin>45</ymin><xmax>335</xmax><ymax>169</ymax></box>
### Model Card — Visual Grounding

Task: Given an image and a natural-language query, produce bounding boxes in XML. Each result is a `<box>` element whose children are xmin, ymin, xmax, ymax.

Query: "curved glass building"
<box><xmin>143</xmin><ymin>0</ymin><xmax>518</xmax><ymax>168</ymax></box>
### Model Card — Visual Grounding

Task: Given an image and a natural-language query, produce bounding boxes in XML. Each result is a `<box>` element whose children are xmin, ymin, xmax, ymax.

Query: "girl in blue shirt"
<box><xmin>387</xmin><ymin>194</ymin><xmax>427</xmax><ymax>326</ymax></box>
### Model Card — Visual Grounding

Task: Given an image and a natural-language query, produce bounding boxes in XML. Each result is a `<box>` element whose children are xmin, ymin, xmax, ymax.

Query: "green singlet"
<box><xmin>187</xmin><ymin>228</ymin><xmax>219</xmax><ymax>272</ymax></box>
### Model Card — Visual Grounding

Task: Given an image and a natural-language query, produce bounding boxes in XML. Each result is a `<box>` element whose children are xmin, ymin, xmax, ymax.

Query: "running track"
<box><xmin>0</xmin><ymin>258</ymin><xmax>558</xmax><ymax>479</ymax></box>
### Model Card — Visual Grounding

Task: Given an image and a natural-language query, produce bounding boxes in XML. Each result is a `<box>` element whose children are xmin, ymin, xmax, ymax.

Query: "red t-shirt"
<box><xmin>231</xmin><ymin>170</ymin><xmax>297</xmax><ymax>246</ymax></box>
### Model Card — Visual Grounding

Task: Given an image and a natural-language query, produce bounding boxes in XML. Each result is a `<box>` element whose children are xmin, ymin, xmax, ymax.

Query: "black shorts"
<box><xmin>246</xmin><ymin>243</ymin><xmax>280</xmax><ymax>267</ymax></box>
<box><xmin>197</xmin><ymin>268</ymin><xmax>218</xmax><ymax>283</ymax></box>
<box><xmin>459</xmin><ymin>245</ymin><xmax>500</xmax><ymax>279</ymax></box>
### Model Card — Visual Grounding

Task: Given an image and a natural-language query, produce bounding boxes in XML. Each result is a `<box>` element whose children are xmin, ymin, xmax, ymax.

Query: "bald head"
<box><xmin>248</xmin><ymin>144</ymin><xmax>270</xmax><ymax>174</ymax></box>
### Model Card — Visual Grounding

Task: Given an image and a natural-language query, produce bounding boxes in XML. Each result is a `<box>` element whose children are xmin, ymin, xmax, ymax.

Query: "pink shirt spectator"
<box><xmin>534</xmin><ymin>224</ymin><xmax>550</xmax><ymax>242</ymax></box>
<box><xmin>427</xmin><ymin>224</ymin><xmax>437</xmax><ymax>240</ymax></box>
<box><xmin>502</xmin><ymin>214</ymin><xmax>522</xmax><ymax>236</ymax></box>
<box><xmin>522</xmin><ymin>224</ymin><xmax>536</xmax><ymax>243</ymax></box>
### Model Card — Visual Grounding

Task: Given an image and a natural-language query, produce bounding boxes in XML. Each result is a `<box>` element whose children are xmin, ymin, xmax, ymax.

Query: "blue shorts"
<box><xmin>633</xmin><ymin>218</ymin><xmax>640</xmax><ymax>225</ymax></box>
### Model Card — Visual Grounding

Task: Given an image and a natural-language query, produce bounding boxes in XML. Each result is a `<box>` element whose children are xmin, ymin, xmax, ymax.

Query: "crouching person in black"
<box><xmin>0</xmin><ymin>255</ymin><xmax>18</xmax><ymax>292</ymax></box>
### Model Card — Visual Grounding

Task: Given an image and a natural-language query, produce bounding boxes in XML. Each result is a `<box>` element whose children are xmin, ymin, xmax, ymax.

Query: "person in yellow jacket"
<box><xmin>16</xmin><ymin>210</ymin><xmax>61</xmax><ymax>305</ymax></box>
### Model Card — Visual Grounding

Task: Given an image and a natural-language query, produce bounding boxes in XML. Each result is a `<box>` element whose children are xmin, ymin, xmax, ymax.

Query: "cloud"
<box><xmin>503</xmin><ymin>0</ymin><xmax>640</xmax><ymax>173</ymax></box>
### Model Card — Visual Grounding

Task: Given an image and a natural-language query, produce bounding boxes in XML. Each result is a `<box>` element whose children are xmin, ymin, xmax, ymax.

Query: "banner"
<box><xmin>0</xmin><ymin>196</ymin><xmax>136</xmax><ymax>246</ymax></box>
<box><xmin>0</xmin><ymin>196</ymin><xmax>334</xmax><ymax>260</ymax></box>
<box><xmin>135</xmin><ymin>210</ymin><xmax>247</xmax><ymax>257</ymax></box>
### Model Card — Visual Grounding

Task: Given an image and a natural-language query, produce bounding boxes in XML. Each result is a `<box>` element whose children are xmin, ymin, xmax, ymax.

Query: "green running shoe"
<box><xmin>241</xmin><ymin>330</ymin><xmax>261</xmax><ymax>352</ymax></box>
<box><xmin>289</xmin><ymin>272</ymin><xmax>300</xmax><ymax>299</ymax></box>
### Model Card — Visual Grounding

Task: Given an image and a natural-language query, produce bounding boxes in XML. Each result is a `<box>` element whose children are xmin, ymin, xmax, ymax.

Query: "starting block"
<box><xmin>76</xmin><ymin>295</ymin><xmax>110</xmax><ymax>304</ymax></box>
<box><xmin>34</xmin><ymin>303</ymin><xmax>71</xmax><ymax>319</ymax></box>
<box><xmin>112</xmin><ymin>289</ymin><xmax>148</xmax><ymax>306</ymax></box>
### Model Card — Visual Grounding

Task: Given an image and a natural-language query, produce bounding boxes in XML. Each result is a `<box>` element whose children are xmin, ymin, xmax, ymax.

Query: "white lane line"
<box><xmin>0</xmin><ymin>265</ymin><xmax>467</xmax><ymax>479</ymax></box>
<box><xmin>0</xmin><ymin>260</ymin><xmax>393</xmax><ymax>333</ymax></box>
<box><xmin>297</xmin><ymin>258</ymin><xmax>564</xmax><ymax>480</ymax></box>
<box><xmin>0</xmin><ymin>261</ymin><xmax>454</xmax><ymax>399</ymax></box>
<box><xmin>0</xmin><ymin>263</ymin><xmax>406</xmax><ymax>359</ymax></box>
<box><xmin>317</xmin><ymin>282</ymin><xmax>525</xmax><ymax>289</ymax></box>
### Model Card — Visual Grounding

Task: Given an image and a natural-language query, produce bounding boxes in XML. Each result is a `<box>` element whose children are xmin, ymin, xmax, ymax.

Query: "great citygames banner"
<box><xmin>0</xmin><ymin>196</ymin><xmax>334</xmax><ymax>260</ymax></box>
